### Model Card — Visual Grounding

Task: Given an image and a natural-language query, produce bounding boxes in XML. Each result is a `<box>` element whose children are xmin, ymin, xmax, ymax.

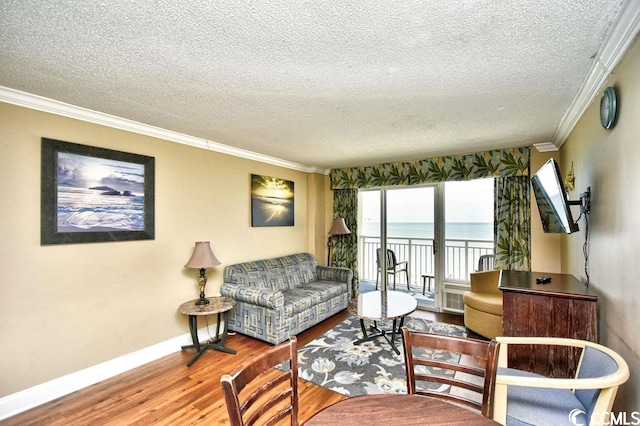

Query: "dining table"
<box><xmin>303</xmin><ymin>394</ymin><xmax>499</xmax><ymax>425</ymax></box>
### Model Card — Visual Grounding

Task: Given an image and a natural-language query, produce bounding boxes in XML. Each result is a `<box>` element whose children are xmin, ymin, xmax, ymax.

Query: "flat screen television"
<box><xmin>531</xmin><ymin>158</ymin><xmax>579</xmax><ymax>233</ymax></box>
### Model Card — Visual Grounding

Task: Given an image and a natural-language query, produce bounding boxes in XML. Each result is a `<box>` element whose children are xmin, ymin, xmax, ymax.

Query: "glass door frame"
<box><xmin>358</xmin><ymin>185</ymin><xmax>441</xmax><ymax>311</ymax></box>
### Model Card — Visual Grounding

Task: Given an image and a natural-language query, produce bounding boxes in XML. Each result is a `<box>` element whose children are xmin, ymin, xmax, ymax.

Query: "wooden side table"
<box><xmin>178</xmin><ymin>296</ymin><xmax>236</xmax><ymax>367</ymax></box>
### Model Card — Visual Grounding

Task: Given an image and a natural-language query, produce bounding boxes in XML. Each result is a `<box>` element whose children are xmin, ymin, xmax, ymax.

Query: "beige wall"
<box><xmin>0</xmin><ymin>102</ymin><xmax>330</xmax><ymax>397</ymax></box>
<box><xmin>560</xmin><ymin>37</ymin><xmax>640</xmax><ymax>412</ymax></box>
<box><xmin>307</xmin><ymin>172</ymin><xmax>332</xmax><ymax>265</ymax></box>
<box><xmin>529</xmin><ymin>149</ymin><xmax>563</xmax><ymax>273</ymax></box>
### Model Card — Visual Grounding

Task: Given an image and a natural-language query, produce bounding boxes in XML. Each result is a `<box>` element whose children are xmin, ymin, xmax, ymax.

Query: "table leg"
<box><xmin>181</xmin><ymin>311</ymin><xmax>236</xmax><ymax>367</ymax></box>
<box><xmin>386</xmin><ymin>319</ymin><xmax>400</xmax><ymax>354</ymax></box>
<box><xmin>398</xmin><ymin>316</ymin><xmax>406</xmax><ymax>329</ymax></box>
<box><xmin>359</xmin><ymin>319</ymin><xmax>369</xmax><ymax>339</ymax></box>
<box><xmin>354</xmin><ymin>318</ymin><xmax>402</xmax><ymax>355</ymax></box>
<box><xmin>208</xmin><ymin>311</ymin><xmax>235</xmax><ymax>355</ymax></box>
<box><xmin>181</xmin><ymin>315</ymin><xmax>201</xmax><ymax>351</ymax></box>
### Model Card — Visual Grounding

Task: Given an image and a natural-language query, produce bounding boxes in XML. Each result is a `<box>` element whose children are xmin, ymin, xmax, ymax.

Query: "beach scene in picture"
<box><xmin>251</xmin><ymin>174</ymin><xmax>294</xmax><ymax>227</ymax></box>
<box><xmin>57</xmin><ymin>152</ymin><xmax>146</xmax><ymax>232</ymax></box>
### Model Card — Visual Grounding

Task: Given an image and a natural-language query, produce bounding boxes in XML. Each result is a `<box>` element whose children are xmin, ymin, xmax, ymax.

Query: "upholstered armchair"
<box><xmin>491</xmin><ymin>337</ymin><xmax>629</xmax><ymax>425</ymax></box>
<box><xmin>463</xmin><ymin>269</ymin><xmax>503</xmax><ymax>339</ymax></box>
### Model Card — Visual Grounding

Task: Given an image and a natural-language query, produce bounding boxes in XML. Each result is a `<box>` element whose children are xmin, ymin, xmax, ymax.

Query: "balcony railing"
<box><xmin>359</xmin><ymin>235</ymin><xmax>493</xmax><ymax>285</ymax></box>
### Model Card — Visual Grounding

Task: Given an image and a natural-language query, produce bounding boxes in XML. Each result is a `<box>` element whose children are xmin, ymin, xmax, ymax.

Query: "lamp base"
<box><xmin>195</xmin><ymin>297</ymin><xmax>210</xmax><ymax>305</ymax></box>
<box><xmin>195</xmin><ymin>271</ymin><xmax>209</xmax><ymax>305</ymax></box>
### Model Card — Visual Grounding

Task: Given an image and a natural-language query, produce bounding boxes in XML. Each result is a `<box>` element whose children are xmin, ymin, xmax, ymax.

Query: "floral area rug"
<box><xmin>297</xmin><ymin>315</ymin><xmax>467</xmax><ymax>397</ymax></box>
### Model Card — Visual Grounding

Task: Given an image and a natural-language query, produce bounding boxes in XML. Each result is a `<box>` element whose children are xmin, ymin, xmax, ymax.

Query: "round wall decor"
<box><xmin>600</xmin><ymin>86</ymin><xmax>618</xmax><ymax>129</ymax></box>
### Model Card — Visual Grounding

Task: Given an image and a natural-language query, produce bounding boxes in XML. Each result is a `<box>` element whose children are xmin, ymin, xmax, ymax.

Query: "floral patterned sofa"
<box><xmin>220</xmin><ymin>253</ymin><xmax>353</xmax><ymax>344</ymax></box>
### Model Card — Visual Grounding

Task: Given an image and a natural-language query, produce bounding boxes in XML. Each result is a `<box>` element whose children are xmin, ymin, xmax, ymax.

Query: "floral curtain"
<box><xmin>330</xmin><ymin>147</ymin><xmax>531</xmax><ymax>272</ymax></box>
<box><xmin>331</xmin><ymin>189</ymin><xmax>358</xmax><ymax>295</ymax></box>
<box><xmin>494</xmin><ymin>176</ymin><xmax>531</xmax><ymax>270</ymax></box>
<box><xmin>330</xmin><ymin>148</ymin><xmax>530</xmax><ymax>189</ymax></box>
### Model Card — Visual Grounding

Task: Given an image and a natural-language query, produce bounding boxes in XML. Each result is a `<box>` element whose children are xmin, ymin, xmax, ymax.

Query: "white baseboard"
<box><xmin>0</xmin><ymin>331</ymin><xmax>197</xmax><ymax>421</ymax></box>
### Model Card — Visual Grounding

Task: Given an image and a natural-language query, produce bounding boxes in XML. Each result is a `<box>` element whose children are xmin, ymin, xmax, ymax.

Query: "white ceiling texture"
<box><xmin>1</xmin><ymin>1</ymin><xmax>639</xmax><ymax>172</ymax></box>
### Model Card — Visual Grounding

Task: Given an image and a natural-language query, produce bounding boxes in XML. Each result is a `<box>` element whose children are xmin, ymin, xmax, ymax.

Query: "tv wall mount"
<box><xmin>569</xmin><ymin>187</ymin><xmax>591</xmax><ymax>215</ymax></box>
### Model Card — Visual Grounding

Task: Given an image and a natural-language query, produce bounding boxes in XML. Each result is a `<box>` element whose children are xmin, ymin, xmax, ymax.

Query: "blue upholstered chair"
<box><xmin>491</xmin><ymin>337</ymin><xmax>629</xmax><ymax>426</ymax></box>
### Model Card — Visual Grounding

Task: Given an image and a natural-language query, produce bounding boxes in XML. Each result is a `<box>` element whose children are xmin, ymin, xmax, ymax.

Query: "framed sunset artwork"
<box><xmin>251</xmin><ymin>174</ymin><xmax>294</xmax><ymax>227</ymax></box>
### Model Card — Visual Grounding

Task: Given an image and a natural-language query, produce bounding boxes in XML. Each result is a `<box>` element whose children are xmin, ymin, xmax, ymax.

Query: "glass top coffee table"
<box><xmin>347</xmin><ymin>290</ymin><xmax>418</xmax><ymax>354</ymax></box>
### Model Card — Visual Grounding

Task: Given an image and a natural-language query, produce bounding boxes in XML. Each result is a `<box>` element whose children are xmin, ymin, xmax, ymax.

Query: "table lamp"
<box><xmin>327</xmin><ymin>218</ymin><xmax>351</xmax><ymax>265</ymax></box>
<box><xmin>185</xmin><ymin>241</ymin><xmax>221</xmax><ymax>305</ymax></box>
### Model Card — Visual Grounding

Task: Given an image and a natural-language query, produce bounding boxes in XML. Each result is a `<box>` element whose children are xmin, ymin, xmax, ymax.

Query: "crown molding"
<box><xmin>552</xmin><ymin>0</ymin><xmax>640</xmax><ymax>148</ymax></box>
<box><xmin>533</xmin><ymin>142</ymin><xmax>559</xmax><ymax>152</ymax></box>
<box><xmin>0</xmin><ymin>86</ymin><xmax>330</xmax><ymax>175</ymax></box>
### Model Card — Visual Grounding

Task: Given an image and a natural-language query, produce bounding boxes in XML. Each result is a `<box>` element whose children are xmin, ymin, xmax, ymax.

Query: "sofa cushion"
<box><xmin>224</xmin><ymin>258</ymin><xmax>288</xmax><ymax>290</ymax></box>
<box><xmin>224</xmin><ymin>253</ymin><xmax>319</xmax><ymax>291</ymax></box>
<box><xmin>463</xmin><ymin>291</ymin><xmax>503</xmax><ymax>316</ymax></box>
<box><xmin>282</xmin><ymin>289</ymin><xmax>314</xmax><ymax>317</ymax></box>
<box><xmin>498</xmin><ymin>367</ymin><xmax>587</xmax><ymax>426</ymax></box>
<box><xmin>301</xmin><ymin>281</ymin><xmax>348</xmax><ymax>303</ymax></box>
<box><xmin>279</xmin><ymin>253</ymin><xmax>318</xmax><ymax>288</ymax></box>
<box><xmin>281</xmin><ymin>281</ymin><xmax>347</xmax><ymax>316</ymax></box>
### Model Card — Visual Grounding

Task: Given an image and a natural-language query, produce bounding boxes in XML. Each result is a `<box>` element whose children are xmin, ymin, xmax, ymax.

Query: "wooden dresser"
<box><xmin>499</xmin><ymin>270</ymin><xmax>598</xmax><ymax>377</ymax></box>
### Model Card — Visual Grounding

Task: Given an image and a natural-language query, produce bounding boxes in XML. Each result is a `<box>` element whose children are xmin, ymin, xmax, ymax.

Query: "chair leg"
<box><xmin>376</xmin><ymin>271</ymin><xmax>379</xmax><ymax>290</ymax></box>
<box><xmin>405</xmin><ymin>270</ymin><xmax>410</xmax><ymax>290</ymax></box>
<box><xmin>422</xmin><ymin>275</ymin><xmax>433</xmax><ymax>294</ymax></box>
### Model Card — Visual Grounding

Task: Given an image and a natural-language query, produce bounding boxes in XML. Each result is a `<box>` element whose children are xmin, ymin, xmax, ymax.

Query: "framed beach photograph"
<box><xmin>251</xmin><ymin>174</ymin><xmax>294</xmax><ymax>227</ymax></box>
<box><xmin>41</xmin><ymin>138</ymin><xmax>155</xmax><ymax>245</ymax></box>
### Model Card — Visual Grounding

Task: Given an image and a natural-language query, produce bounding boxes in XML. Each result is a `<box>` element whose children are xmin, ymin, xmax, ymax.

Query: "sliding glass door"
<box><xmin>359</xmin><ymin>186</ymin><xmax>437</xmax><ymax>307</ymax></box>
<box><xmin>359</xmin><ymin>178</ymin><xmax>494</xmax><ymax>312</ymax></box>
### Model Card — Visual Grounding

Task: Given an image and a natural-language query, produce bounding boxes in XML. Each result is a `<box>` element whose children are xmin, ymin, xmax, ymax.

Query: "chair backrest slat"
<box><xmin>221</xmin><ymin>337</ymin><xmax>299</xmax><ymax>426</ymax></box>
<box><xmin>376</xmin><ymin>248</ymin><xmax>399</xmax><ymax>269</ymax></box>
<box><xmin>477</xmin><ymin>254</ymin><xmax>494</xmax><ymax>271</ymax></box>
<box><xmin>401</xmin><ymin>327</ymin><xmax>499</xmax><ymax>418</ymax></box>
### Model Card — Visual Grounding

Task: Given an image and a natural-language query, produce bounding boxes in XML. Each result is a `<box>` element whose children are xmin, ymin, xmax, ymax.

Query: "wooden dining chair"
<box><xmin>220</xmin><ymin>337</ymin><xmax>299</xmax><ymax>426</ymax></box>
<box><xmin>401</xmin><ymin>327</ymin><xmax>499</xmax><ymax>417</ymax></box>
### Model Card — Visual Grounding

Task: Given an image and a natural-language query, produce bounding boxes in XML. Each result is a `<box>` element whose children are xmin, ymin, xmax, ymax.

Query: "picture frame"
<box><xmin>41</xmin><ymin>138</ymin><xmax>155</xmax><ymax>245</ymax></box>
<box><xmin>251</xmin><ymin>174</ymin><xmax>294</xmax><ymax>227</ymax></box>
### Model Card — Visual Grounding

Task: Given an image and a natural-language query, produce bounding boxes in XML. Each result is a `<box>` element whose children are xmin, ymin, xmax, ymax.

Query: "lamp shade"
<box><xmin>328</xmin><ymin>218</ymin><xmax>351</xmax><ymax>235</ymax></box>
<box><xmin>184</xmin><ymin>241</ymin><xmax>221</xmax><ymax>269</ymax></box>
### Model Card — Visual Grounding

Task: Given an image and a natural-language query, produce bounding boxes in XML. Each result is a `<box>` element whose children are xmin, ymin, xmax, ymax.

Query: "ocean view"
<box><xmin>57</xmin><ymin>186</ymin><xmax>145</xmax><ymax>232</ymax></box>
<box><xmin>362</xmin><ymin>221</ymin><xmax>493</xmax><ymax>240</ymax></box>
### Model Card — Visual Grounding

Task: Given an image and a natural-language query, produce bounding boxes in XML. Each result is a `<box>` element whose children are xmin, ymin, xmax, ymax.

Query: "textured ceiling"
<box><xmin>0</xmin><ymin>0</ymin><xmax>630</xmax><ymax>169</ymax></box>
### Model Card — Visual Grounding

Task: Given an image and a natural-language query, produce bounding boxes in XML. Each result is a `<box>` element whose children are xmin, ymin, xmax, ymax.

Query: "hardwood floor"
<box><xmin>3</xmin><ymin>310</ymin><xmax>471</xmax><ymax>425</ymax></box>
